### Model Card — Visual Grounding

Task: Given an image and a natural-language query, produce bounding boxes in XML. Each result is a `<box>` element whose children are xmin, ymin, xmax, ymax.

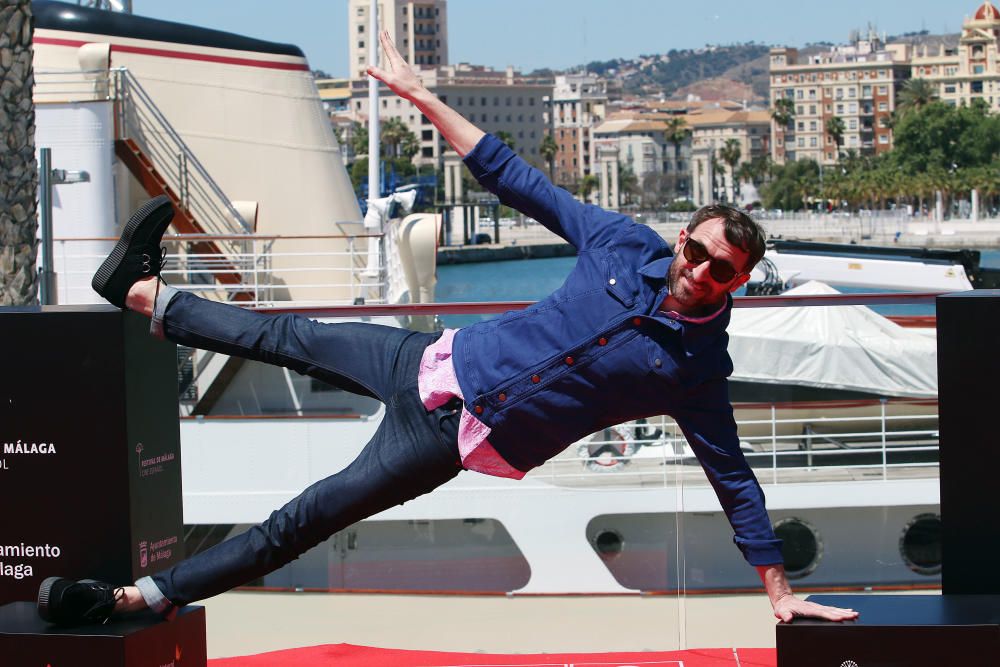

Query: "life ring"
<box><xmin>577</xmin><ymin>424</ymin><xmax>637</xmax><ymax>472</ymax></box>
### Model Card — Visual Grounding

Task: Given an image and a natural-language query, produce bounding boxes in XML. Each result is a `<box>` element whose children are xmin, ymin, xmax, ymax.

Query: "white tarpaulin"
<box><xmin>727</xmin><ymin>281</ymin><xmax>937</xmax><ymax>397</ymax></box>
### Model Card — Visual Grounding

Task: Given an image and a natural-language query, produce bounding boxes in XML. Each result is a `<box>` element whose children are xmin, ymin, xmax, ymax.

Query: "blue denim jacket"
<box><xmin>452</xmin><ymin>134</ymin><xmax>782</xmax><ymax>566</ymax></box>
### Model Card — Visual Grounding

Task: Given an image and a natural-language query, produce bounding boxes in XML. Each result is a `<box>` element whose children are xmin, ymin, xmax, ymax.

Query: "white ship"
<box><xmin>32</xmin><ymin>0</ymin><xmax>945</xmax><ymax>600</ymax></box>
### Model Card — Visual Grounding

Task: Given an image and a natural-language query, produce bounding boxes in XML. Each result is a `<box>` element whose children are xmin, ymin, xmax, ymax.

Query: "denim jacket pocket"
<box><xmin>604</xmin><ymin>251</ymin><xmax>637</xmax><ymax>308</ymax></box>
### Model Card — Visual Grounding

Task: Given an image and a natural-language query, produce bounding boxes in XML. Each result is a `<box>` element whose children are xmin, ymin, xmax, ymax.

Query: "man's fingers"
<box><xmin>380</xmin><ymin>30</ymin><xmax>404</xmax><ymax>68</ymax></box>
<box><xmin>367</xmin><ymin>65</ymin><xmax>389</xmax><ymax>82</ymax></box>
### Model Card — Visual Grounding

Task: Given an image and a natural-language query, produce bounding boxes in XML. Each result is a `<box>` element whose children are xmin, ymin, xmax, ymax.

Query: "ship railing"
<box><xmin>51</xmin><ymin>233</ymin><xmax>387</xmax><ymax>308</ymax></box>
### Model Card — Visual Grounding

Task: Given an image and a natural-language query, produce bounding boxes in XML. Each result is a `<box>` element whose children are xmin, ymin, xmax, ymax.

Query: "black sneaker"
<box><xmin>37</xmin><ymin>576</ymin><xmax>124</xmax><ymax>626</ymax></box>
<box><xmin>92</xmin><ymin>195</ymin><xmax>175</xmax><ymax>308</ymax></box>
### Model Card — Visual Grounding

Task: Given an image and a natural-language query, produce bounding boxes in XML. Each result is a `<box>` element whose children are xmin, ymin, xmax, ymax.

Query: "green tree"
<box><xmin>381</xmin><ymin>118</ymin><xmax>419</xmax><ymax>160</ymax></box>
<box><xmin>718</xmin><ymin>139</ymin><xmax>742</xmax><ymax>202</ymax></box>
<box><xmin>761</xmin><ymin>159</ymin><xmax>820</xmax><ymax>211</ymax></box>
<box><xmin>618</xmin><ymin>165</ymin><xmax>640</xmax><ymax>207</ymax></box>
<box><xmin>771</xmin><ymin>97</ymin><xmax>796</xmax><ymax>130</ymax></box>
<box><xmin>496</xmin><ymin>131</ymin><xmax>516</xmax><ymax>151</ymax></box>
<box><xmin>350</xmin><ymin>121</ymin><xmax>369</xmax><ymax>158</ymax></box>
<box><xmin>826</xmin><ymin>116</ymin><xmax>845</xmax><ymax>160</ymax></box>
<box><xmin>664</xmin><ymin>117</ymin><xmax>691</xmax><ymax>196</ymax></box>
<box><xmin>896</xmin><ymin>78</ymin><xmax>938</xmax><ymax>117</ymax></box>
<box><xmin>580</xmin><ymin>173</ymin><xmax>599</xmax><ymax>203</ymax></box>
<box><xmin>540</xmin><ymin>133</ymin><xmax>559</xmax><ymax>181</ymax></box>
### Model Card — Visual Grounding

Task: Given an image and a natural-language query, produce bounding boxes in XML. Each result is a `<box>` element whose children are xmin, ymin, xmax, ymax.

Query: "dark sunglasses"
<box><xmin>681</xmin><ymin>237</ymin><xmax>744</xmax><ymax>283</ymax></box>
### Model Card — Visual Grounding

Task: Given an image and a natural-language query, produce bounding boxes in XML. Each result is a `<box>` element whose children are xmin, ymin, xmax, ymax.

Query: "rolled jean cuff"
<box><xmin>135</xmin><ymin>576</ymin><xmax>175</xmax><ymax>616</ymax></box>
<box><xmin>150</xmin><ymin>283</ymin><xmax>180</xmax><ymax>340</ymax></box>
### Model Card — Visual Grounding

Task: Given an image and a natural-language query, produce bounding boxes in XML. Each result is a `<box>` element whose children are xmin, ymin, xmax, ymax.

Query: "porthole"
<box><xmin>594</xmin><ymin>529</ymin><xmax>624</xmax><ymax>558</ymax></box>
<box><xmin>773</xmin><ymin>517</ymin><xmax>823</xmax><ymax>579</ymax></box>
<box><xmin>899</xmin><ymin>513</ymin><xmax>942</xmax><ymax>576</ymax></box>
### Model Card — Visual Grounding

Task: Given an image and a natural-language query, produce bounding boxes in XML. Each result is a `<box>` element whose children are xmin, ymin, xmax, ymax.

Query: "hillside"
<box><xmin>544</xmin><ymin>31</ymin><xmax>959</xmax><ymax>104</ymax></box>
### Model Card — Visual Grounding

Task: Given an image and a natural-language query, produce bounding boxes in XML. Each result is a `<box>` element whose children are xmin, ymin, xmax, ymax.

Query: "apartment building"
<box><xmin>548</xmin><ymin>73</ymin><xmax>608</xmax><ymax>188</ymax></box>
<box><xmin>348</xmin><ymin>0</ymin><xmax>448</xmax><ymax>78</ymax></box>
<box><xmin>351</xmin><ymin>64</ymin><xmax>552</xmax><ymax>168</ymax></box>
<box><xmin>911</xmin><ymin>2</ymin><xmax>1000</xmax><ymax>111</ymax></box>
<box><xmin>769</xmin><ymin>32</ymin><xmax>910</xmax><ymax>165</ymax></box>
<box><xmin>687</xmin><ymin>110</ymin><xmax>771</xmax><ymax>206</ymax></box>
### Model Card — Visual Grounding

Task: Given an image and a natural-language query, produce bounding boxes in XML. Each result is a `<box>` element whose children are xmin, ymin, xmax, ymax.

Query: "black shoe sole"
<box><xmin>91</xmin><ymin>195</ymin><xmax>175</xmax><ymax>307</ymax></box>
<box><xmin>36</xmin><ymin>575</ymin><xmax>63</xmax><ymax>622</ymax></box>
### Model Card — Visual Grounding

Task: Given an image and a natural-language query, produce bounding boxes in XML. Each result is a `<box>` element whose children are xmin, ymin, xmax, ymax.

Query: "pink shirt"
<box><xmin>417</xmin><ymin>329</ymin><xmax>525</xmax><ymax>479</ymax></box>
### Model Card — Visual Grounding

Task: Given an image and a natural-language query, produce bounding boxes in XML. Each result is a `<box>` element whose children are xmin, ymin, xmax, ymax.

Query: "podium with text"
<box><xmin>0</xmin><ymin>305</ymin><xmax>203</xmax><ymax>665</ymax></box>
<box><xmin>777</xmin><ymin>291</ymin><xmax>1000</xmax><ymax>666</ymax></box>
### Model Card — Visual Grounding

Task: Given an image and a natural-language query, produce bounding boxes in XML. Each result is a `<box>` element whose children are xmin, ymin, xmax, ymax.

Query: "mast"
<box><xmin>367</xmin><ymin>0</ymin><xmax>380</xmax><ymax>209</ymax></box>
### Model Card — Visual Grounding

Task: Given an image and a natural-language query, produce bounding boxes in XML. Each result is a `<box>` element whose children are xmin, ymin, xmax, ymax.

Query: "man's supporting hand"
<box><xmin>757</xmin><ymin>564</ymin><xmax>859</xmax><ymax>623</ymax></box>
<box><xmin>366</xmin><ymin>30</ymin><xmax>484</xmax><ymax>157</ymax></box>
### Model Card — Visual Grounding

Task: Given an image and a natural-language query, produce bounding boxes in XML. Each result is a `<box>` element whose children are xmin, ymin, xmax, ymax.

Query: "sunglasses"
<box><xmin>681</xmin><ymin>237</ymin><xmax>744</xmax><ymax>283</ymax></box>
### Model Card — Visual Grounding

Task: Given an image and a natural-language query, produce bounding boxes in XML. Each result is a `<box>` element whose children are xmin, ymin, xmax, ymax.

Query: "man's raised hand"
<box><xmin>367</xmin><ymin>31</ymin><xmax>423</xmax><ymax>101</ymax></box>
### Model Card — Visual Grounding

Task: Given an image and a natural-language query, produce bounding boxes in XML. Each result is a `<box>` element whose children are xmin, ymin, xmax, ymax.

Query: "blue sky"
<box><xmin>134</xmin><ymin>0</ymin><xmax>969</xmax><ymax>76</ymax></box>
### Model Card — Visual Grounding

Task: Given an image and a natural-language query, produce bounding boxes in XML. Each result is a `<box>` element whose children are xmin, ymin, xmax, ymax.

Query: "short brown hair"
<box><xmin>687</xmin><ymin>204</ymin><xmax>767</xmax><ymax>271</ymax></box>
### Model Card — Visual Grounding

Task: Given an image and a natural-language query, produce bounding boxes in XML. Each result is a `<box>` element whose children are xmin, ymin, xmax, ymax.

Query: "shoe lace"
<box><xmin>140</xmin><ymin>246</ymin><xmax>169</xmax><ymax>276</ymax></box>
<box><xmin>82</xmin><ymin>584</ymin><xmax>125</xmax><ymax>624</ymax></box>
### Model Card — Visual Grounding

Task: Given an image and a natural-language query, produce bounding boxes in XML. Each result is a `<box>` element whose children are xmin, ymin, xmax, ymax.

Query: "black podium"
<box><xmin>0</xmin><ymin>601</ymin><xmax>206</xmax><ymax>667</ymax></box>
<box><xmin>777</xmin><ymin>291</ymin><xmax>1000</xmax><ymax>666</ymax></box>
<box><xmin>0</xmin><ymin>306</ymin><xmax>197</xmax><ymax>664</ymax></box>
<box><xmin>777</xmin><ymin>594</ymin><xmax>1000</xmax><ymax>666</ymax></box>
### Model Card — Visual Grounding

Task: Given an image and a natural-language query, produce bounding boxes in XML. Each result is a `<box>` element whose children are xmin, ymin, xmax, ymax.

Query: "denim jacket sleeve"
<box><xmin>463</xmin><ymin>133</ymin><xmax>628</xmax><ymax>251</ymax></box>
<box><xmin>671</xmin><ymin>379</ymin><xmax>784</xmax><ymax>566</ymax></box>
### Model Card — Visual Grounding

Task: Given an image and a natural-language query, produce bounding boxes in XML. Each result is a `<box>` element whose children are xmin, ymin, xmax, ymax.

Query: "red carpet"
<box><xmin>209</xmin><ymin>643</ymin><xmax>777</xmax><ymax>666</ymax></box>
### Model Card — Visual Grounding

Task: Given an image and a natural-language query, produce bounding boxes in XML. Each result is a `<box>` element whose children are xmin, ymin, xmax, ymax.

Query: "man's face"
<box><xmin>668</xmin><ymin>217</ymin><xmax>752</xmax><ymax>310</ymax></box>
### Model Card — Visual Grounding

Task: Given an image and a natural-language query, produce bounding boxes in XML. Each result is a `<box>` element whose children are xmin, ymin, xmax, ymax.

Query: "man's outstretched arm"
<box><xmin>367</xmin><ymin>31</ymin><xmax>627</xmax><ymax>251</ymax></box>
<box><xmin>367</xmin><ymin>30</ymin><xmax>483</xmax><ymax>157</ymax></box>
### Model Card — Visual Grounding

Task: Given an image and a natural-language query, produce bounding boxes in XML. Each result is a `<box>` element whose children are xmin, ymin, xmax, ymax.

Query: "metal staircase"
<box><xmin>111</xmin><ymin>68</ymin><xmax>255</xmax><ymax>301</ymax></box>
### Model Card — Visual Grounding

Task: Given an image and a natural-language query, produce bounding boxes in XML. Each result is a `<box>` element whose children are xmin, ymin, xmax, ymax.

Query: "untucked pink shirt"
<box><xmin>418</xmin><ymin>329</ymin><xmax>525</xmax><ymax>479</ymax></box>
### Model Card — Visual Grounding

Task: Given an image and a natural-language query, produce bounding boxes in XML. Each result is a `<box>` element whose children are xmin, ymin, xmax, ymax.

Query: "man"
<box><xmin>37</xmin><ymin>31</ymin><xmax>857</xmax><ymax>627</ymax></box>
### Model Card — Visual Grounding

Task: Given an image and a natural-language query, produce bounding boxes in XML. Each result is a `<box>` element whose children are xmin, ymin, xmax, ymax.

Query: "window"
<box><xmin>809</xmin><ymin>120</ymin><xmax>817</xmax><ymax>131</ymax></box>
<box><xmin>848</xmin><ymin>88</ymin><xmax>856</xmax><ymax>98</ymax></box>
<box><xmin>878</xmin><ymin>85</ymin><xmax>887</xmax><ymax>95</ymax></box>
<box><xmin>848</xmin><ymin>119</ymin><xmax>857</xmax><ymax>130</ymax></box>
<box><xmin>944</xmin><ymin>85</ymin><xmax>956</xmax><ymax>94</ymax></box>
<box><xmin>422</xmin><ymin>130</ymin><xmax>433</xmax><ymax>140</ymax></box>
<box><xmin>836</xmin><ymin>103</ymin><xmax>844</xmax><ymax>114</ymax></box>
<box><xmin>358</xmin><ymin>40</ymin><xmax>364</xmax><ymax>48</ymax></box>
<box><xmin>879</xmin><ymin>134</ymin><xmax>889</xmax><ymax>144</ymax></box>
<box><xmin>481</xmin><ymin>114</ymin><xmax>487</xmax><ymax>122</ymax></box>
<box><xmin>809</xmin><ymin>105</ymin><xmax>816</xmax><ymax>115</ymax></box>
<box><xmin>797</xmin><ymin>121</ymin><xmax>805</xmax><ymax>131</ymax></box>
<box><xmin>358</xmin><ymin>24</ymin><xmax>364</xmax><ymax>33</ymax></box>
<box><xmin>810</xmin><ymin>137</ymin><xmax>817</xmax><ymax>147</ymax></box>
<box><xmin>862</xmin><ymin>85</ymin><xmax>871</xmax><ymax>97</ymax></box>
<box><xmin>796</xmin><ymin>89</ymin><xmax>804</xmax><ymax>99</ymax></box>
<box><xmin>481</xmin><ymin>97</ymin><xmax>487</xmax><ymax>106</ymax></box>
<box><xmin>849</xmin><ymin>102</ymin><xmax>857</xmax><ymax>113</ymax></box>
<box><xmin>972</xmin><ymin>81</ymin><xmax>984</xmax><ymax>94</ymax></box>
<box><xmin>878</xmin><ymin>102</ymin><xmax>888</xmax><ymax>111</ymax></box>
<box><xmin>974</xmin><ymin>65</ymin><xmax>985</xmax><ymax>75</ymax></box>
<box><xmin>808</xmin><ymin>89</ymin><xmax>816</xmax><ymax>99</ymax></box>
<box><xmin>797</xmin><ymin>137</ymin><xmax>804</xmax><ymax>147</ymax></box>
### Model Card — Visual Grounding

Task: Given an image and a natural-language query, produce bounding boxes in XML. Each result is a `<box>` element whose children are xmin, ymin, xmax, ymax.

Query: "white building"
<box><xmin>348</xmin><ymin>0</ymin><xmax>449</xmax><ymax>78</ymax></box>
<box><xmin>549</xmin><ymin>73</ymin><xmax>608</xmax><ymax>188</ymax></box>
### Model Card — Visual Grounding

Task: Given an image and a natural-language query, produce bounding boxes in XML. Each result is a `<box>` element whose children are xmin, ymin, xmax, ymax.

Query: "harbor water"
<box><xmin>437</xmin><ymin>249</ymin><xmax>1000</xmax><ymax>327</ymax></box>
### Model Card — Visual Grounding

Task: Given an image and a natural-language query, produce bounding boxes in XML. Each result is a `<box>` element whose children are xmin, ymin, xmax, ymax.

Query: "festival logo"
<box><xmin>139</xmin><ymin>540</ymin><xmax>149</xmax><ymax>568</ymax></box>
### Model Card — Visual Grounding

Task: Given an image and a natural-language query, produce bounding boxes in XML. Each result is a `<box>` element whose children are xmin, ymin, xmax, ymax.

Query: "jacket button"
<box><xmin>608</xmin><ymin>278</ymin><xmax>617</xmax><ymax>286</ymax></box>
<box><xmin>598</xmin><ymin>337</ymin><xmax>608</xmax><ymax>346</ymax></box>
<box><xmin>654</xmin><ymin>358</ymin><xmax>662</xmax><ymax>368</ymax></box>
<box><xmin>474</xmin><ymin>405</ymin><xmax>483</xmax><ymax>415</ymax></box>
<box><xmin>498</xmin><ymin>392</ymin><xmax>507</xmax><ymax>402</ymax></box>
<box><xmin>633</xmin><ymin>317</ymin><xmax>642</xmax><ymax>326</ymax></box>
<box><xmin>565</xmin><ymin>356</ymin><xmax>575</xmax><ymax>365</ymax></box>
<box><xmin>531</xmin><ymin>374</ymin><xmax>540</xmax><ymax>383</ymax></box>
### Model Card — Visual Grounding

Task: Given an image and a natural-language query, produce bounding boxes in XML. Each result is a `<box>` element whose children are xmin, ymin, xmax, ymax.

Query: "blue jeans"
<box><xmin>136</xmin><ymin>288</ymin><xmax>462</xmax><ymax>613</ymax></box>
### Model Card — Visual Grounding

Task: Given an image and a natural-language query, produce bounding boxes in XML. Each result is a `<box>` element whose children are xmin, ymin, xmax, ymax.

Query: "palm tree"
<box><xmin>496</xmin><ymin>131</ymin><xmax>516</xmax><ymax>151</ymax></box>
<box><xmin>826</xmin><ymin>116</ymin><xmax>845</xmax><ymax>160</ymax></box>
<box><xmin>579</xmin><ymin>173</ymin><xmax>599</xmax><ymax>203</ymax></box>
<box><xmin>618</xmin><ymin>165</ymin><xmax>640</xmax><ymax>207</ymax></box>
<box><xmin>896</xmin><ymin>78</ymin><xmax>938</xmax><ymax>117</ymax></box>
<box><xmin>540</xmin><ymin>133</ymin><xmax>558</xmax><ymax>182</ymax></box>
<box><xmin>664</xmin><ymin>117</ymin><xmax>691</xmax><ymax>196</ymax></box>
<box><xmin>381</xmin><ymin>117</ymin><xmax>419</xmax><ymax>160</ymax></box>
<box><xmin>350</xmin><ymin>121</ymin><xmax>369</xmax><ymax>158</ymax></box>
<box><xmin>718</xmin><ymin>139</ymin><xmax>742</xmax><ymax>203</ymax></box>
<box><xmin>771</xmin><ymin>97</ymin><xmax>796</xmax><ymax>131</ymax></box>
<box><xmin>1</xmin><ymin>0</ymin><xmax>38</xmax><ymax>305</ymax></box>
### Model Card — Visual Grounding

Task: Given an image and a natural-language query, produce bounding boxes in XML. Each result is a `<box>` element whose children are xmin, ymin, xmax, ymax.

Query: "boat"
<box><xmin>31</xmin><ymin>0</ymin><xmax>943</xmax><ymax>599</ymax></box>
